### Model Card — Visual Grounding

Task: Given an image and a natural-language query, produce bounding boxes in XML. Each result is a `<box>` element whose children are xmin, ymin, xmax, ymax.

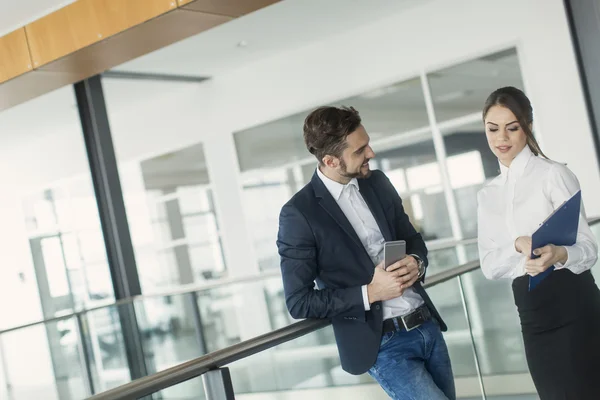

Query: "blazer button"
<box><xmin>375</xmin><ymin>305</ymin><xmax>381</xmax><ymax>310</ymax></box>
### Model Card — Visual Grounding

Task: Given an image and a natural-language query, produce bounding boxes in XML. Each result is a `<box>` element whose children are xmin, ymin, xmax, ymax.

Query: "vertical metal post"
<box><xmin>75</xmin><ymin>313</ymin><xmax>95</xmax><ymax>396</ymax></box>
<box><xmin>563</xmin><ymin>0</ymin><xmax>600</xmax><ymax>166</ymax></box>
<box><xmin>202</xmin><ymin>368</ymin><xmax>235</xmax><ymax>400</ymax></box>
<box><xmin>457</xmin><ymin>276</ymin><xmax>487</xmax><ymax>400</ymax></box>
<box><xmin>0</xmin><ymin>336</ymin><xmax>13</xmax><ymax>400</ymax></box>
<box><xmin>189</xmin><ymin>292</ymin><xmax>208</xmax><ymax>354</ymax></box>
<box><xmin>420</xmin><ymin>71</ymin><xmax>464</xmax><ymax>242</ymax></box>
<box><xmin>206</xmin><ymin>189</ymin><xmax>227</xmax><ymax>275</ymax></box>
<box><xmin>163</xmin><ymin>190</ymin><xmax>195</xmax><ymax>285</ymax></box>
<box><xmin>73</xmin><ymin>77</ymin><xmax>149</xmax><ymax>382</ymax></box>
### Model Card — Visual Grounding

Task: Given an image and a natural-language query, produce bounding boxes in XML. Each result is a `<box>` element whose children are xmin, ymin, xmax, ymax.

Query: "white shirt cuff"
<box><xmin>361</xmin><ymin>285</ymin><xmax>371</xmax><ymax>311</ymax></box>
<box><xmin>555</xmin><ymin>246</ymin><xmax>576</xmax><ymax>270</ymax></box>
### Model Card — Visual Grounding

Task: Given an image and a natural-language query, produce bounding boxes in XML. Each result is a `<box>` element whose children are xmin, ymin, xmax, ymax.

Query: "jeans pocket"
<box><xmin>380</xmin><ymin>331</ymin><xmax>395</xmax><ymax>348</ymax></box>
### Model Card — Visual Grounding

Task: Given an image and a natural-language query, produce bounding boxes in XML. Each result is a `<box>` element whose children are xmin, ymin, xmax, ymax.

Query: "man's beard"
<box><xmin>339</xmin><ymin>158</ymin><xmax>371</xmax><ymax>179</ymax></box>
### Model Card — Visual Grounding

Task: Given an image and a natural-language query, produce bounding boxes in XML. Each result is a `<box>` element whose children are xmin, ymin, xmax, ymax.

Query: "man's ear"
<box><xmin>322</xmin><ymin>155</ymin><xmax>338</xmax><ymax>169</ymax></box>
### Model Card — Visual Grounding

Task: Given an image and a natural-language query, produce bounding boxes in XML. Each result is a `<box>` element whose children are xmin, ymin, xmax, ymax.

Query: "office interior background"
<box><xmin>1</xmin><ymin>0</ymin><xmax>600</xmax><ymax>399</ymax></box>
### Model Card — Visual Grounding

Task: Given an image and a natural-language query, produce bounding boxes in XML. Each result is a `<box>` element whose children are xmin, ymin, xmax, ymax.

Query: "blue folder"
<box><xmin>529</xmin><ymin>190</ymin><xmax>581</xmax><ymax>291</ymax></box>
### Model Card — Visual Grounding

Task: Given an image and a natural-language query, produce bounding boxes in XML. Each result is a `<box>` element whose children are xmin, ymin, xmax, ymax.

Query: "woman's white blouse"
<box><xmin>477</xmin><ymin>145</ymin><xmax>598</xmax><ymax>280</ymax></box>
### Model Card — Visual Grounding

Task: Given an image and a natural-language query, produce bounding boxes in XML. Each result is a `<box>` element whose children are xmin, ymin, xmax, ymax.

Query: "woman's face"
<box><xmin>484</xmin><ymin>105</ymin><xmax>528</xmax><ymax>167</ymax></box>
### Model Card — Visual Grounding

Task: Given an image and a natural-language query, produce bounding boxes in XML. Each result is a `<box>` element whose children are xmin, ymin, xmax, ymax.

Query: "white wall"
<box><xmin>7</xmin><ymin>0</ymin><xmax>598</xmax><ymax>208</ymax></box>
<box><xmin>95</xmin><ymin>0</ymin><xmax>600</xmax><ymax>214</ymax></box>
<box><xmin>0</xmin><ymin>0</ymin><xmax>596</xmax><ymax>308</ymax></box>
<box><xmin>202</xmin><ymin>0</ymin><xmax>600</xmax><ymax>211</ymax></box>
<box><xmin>0</xmin><ymin>0</ymin><xmax>596</xmax><ymax>304</ymax></box>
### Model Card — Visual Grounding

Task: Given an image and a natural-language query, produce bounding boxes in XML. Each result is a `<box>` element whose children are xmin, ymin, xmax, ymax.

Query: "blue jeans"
<box><xmin>368</xmin><ymin>320</ymin><xmax>455</xmax><ymax>400</ymax></box>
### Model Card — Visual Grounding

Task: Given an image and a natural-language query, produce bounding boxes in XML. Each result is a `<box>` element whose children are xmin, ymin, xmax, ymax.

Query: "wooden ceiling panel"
<box><xmin>178</xmin><ymin>0</ymin><xmax>279</xmax><ymax>17</ymax></box>
<box><xmin>25</xmin><ymin>0</ymin><xmax>177</xmax><ymax>67</ymax></box>
<box><xmin>0</xmin><ymin>29</ymin><xmax>32</xmax><ymax>84</ymax></box>
<box><xmin>39</xmin><ymin>9</ymin><xmax>231</xmax><ymax>76</ymax></box>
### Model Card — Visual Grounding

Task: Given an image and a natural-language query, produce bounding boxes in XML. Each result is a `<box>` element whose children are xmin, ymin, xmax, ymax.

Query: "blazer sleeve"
<box><xmin>277</xmin><ymin>202</ymin><xmax>365</xmax><ymax>320</ymax></box>
<box><xmin>376</xmin><ymin>170</ymin><xmax>429</xmax><ymax>281</ymax></box>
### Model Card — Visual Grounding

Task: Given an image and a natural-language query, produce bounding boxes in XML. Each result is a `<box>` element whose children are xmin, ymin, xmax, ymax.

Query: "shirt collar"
<box><xmin>499</xmin><ymin>145</ymin><xmax>533</xmax><ymax>182</ymax></box>
<box><xmin>316</xmin><ymin>166</ymin><xmax>359</xmax><ymax>201</ymax></box>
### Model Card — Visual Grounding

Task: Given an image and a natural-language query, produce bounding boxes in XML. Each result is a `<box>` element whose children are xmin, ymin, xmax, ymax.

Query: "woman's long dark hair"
<box><xmin>483</xmin><ymin>86</ymin><xmax>548</xmax><ymax>159</ymax></box>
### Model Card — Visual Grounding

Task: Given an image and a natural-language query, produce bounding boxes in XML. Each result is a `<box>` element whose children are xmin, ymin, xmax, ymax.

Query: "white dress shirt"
<box><xmin>477</xmin><ymin>145</ymin><xmax>598</xmax><ymax>280</ymax></box>
<box><xmin>316</xmin><ymin>168</ymin><xmax>424</xmax><ymax>319</ymax></box>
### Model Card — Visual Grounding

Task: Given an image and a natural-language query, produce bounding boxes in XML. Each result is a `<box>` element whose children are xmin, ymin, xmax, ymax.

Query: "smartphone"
<box><xmin>384</xmin><ymin>240</ymin><xmax>406</xmax><ymax>270</ymax></box>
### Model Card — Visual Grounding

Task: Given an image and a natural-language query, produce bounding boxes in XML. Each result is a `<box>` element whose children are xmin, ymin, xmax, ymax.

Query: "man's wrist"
<box><xmin>366</xmin><ymin>284</ymin><xmax>378</xmax><ymax>303</ymax></box>
<box><xmin>410</xmin><ymin>254</ymin><xmax>425</xmax><ymax>278</ymax></box>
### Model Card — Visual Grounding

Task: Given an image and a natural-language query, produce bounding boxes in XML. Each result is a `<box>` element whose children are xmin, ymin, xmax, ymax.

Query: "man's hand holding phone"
<box><xmin>367</xmin><ymin>256</ymin><xmax>420</xmax><ymax>303</ymax></box>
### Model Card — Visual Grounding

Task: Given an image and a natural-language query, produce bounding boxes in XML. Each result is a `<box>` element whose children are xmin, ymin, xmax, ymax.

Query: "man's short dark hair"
<box><xmin>303</xmin><ymin>106</ymin><xmax>361</xmax><ymax>164</ymax></box>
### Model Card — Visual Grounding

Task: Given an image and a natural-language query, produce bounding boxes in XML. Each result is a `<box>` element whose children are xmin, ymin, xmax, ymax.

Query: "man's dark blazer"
<box><xmin>277</xmin><ymin>169</ymin><xmax>446</xmax><ymax>375</ymax></box>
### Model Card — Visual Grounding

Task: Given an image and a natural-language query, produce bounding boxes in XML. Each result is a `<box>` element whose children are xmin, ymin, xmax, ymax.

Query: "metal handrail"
<box><xmin>0</xmin><ymin>236</ymin><xmax>478</xmax><ymax>336</ymax></box>
<box><xmin>86</xmin><ymin>260</ymin><xmax>481</xmax><ymax>400</ymax></box>
<box><xmin>87</xmin><ymin>215</ymin><xmax>600</xmax><ymax>399</ymax></box>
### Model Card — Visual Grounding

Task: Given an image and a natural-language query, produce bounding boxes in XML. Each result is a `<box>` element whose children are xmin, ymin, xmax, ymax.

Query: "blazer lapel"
<box><xmin>358</xmin><ymin>178</ymin><xmax>393</xmax><ymax>242</ymax></box>
<box><xmin>318</xmin><ymin>195</ymin><xmax>365</xmax><ymax>249</ymax></box>
<box><xmin>311</xmin><ymin>172</ymin><xmax>367</xmax><ymax>252</ymax></box>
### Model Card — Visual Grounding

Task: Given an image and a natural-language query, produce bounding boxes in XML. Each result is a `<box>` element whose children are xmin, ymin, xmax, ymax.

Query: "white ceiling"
<box><xmin>0</xmin><ymin>0</ymin><xmax>75</xmax><ymax>37</ymax></box>
<box><xmin>115</xmin><ymin>0</ymin><xmax>428</xmax><ymax>77</ymax></box>
<box><xmin>0</xmin><ymin>0</ymin><xmax>522</xmax><ymax>190</ymax></box>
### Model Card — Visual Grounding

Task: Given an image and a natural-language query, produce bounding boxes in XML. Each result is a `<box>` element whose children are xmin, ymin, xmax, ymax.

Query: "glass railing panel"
<box><xmin>428</xmin><ymin>242</ymin><xmax>479</xmax><ymax>274</ymax></box>
<box><xmin>467</xmin><ymin>271</ymin><xmax>528</xmax><ymax>374</ymax></box>
<box><xmin>134</xmin><ymin>292</ymin><xmax>206</xmax><ymax>399</ymax></box>
<box><xmin>459</xmin><ymin>268</ymin><xmax>536</xmax><ymax>398</ymax></box>
<box><xmin>0</xmin><ymin>240</ymin><xmax>490</xmax><ymax>400</ymax></box>
<box><xmin>153</xmin><ymin>377</ymin><xmax>206</xmax><ymax>400</ymax></box>
<box><xmin>1</xmin><ymin>318</ymin><xmax>88</xmax><ymax>400</ymax></box>
<box><xmin>224</xmin><ymin>277</ymin><xmax>481</xmax><ymax>399</ymax></box>
<box><xmin>423</xmin><ymin>275</ymin><xmax>479</xmax><ymax>383</ymax></box>
<box><xmin>227</xmin><ymin>326</ymin><xmax>373</xmax><ymax>394</ymax></box>
<box><xmin>195</xmin><ymin>277</ymin><xmax>299</xmax><ymax>352</ymax></box>
<box><xmin>80</xmin><ymin>305</ymin><xmax>130</xmax><ymax>393</ymax></box>
<box><xmin>135</xmin><ymin>292</ymin><xmax>205</xmax><ymax>368</ymax></box>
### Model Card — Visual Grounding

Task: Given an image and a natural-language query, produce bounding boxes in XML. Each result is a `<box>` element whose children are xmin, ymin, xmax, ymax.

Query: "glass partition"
<box><xmin>5</xmin><ymin>216</ymin><xmax>600</xmax><ymax>399</ymax></box>
<box><xmin>225</xmin><ymin>268</ymin><xmax>538</xmax><ymax>399</ymax></box>
<box><xmin>103</xmin><ymin>80</ymin><xmax>227</xmax><ymax>294</ymax></box>
<box><xmin>0</xmin><ymin>319</ymin><xmax>88</xmax><ymax>400</ymax></box>
<box><xmin>428</xmin><ymin>48</ymin><xmax>524</xmax><ymax>123</ymax></box>
<box><xmin>0</xmin><ymin>86</ymin><xmax>113</xmax><ymax>400</ymax></box>
<box><xmin>0</xmin><ymin>241</ymin><xmax>481</xmax><ymax>399</ymax></box>
<box><xmin>232</xmin><ymin>48</ymin><xmax>525</xmax><ymax>280</ymax></box>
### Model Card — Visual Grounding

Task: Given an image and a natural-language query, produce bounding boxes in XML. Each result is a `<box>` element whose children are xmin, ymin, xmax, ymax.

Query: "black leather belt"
<box><xmin>382</xmin><ymin>305</ymin><xmax>433</xmax><ymax>334</ymax></box>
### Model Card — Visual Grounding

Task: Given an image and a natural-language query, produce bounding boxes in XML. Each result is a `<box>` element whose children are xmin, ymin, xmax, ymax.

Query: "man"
<box><xmin>277</xmin><ymin>106</ymin><xmax>455</xmax><ymax>399</ymax></box>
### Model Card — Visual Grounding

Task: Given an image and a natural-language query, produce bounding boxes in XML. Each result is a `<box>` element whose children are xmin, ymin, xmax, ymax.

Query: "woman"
<box><xmin>477</xmin><ymin>86</ymin><xmax>600</xmax><ymax>399</ymax></box>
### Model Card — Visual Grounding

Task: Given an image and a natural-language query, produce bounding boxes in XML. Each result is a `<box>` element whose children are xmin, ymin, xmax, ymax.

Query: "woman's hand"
<box><xmin>514</xmin><ymin>236</ymin><xmax>532</xmax><ymax>256</ymax></box>
<box><xmin>525</xmin><ymin>245</ymin><xmax>568</xmax><ymax>276</ymax></box>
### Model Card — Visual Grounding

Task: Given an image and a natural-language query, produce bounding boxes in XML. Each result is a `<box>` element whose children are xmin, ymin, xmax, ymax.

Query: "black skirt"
<box><xmin>512</xmin><ymin>269</ymin><xmax>600</xmax><ymax>400</ymax></box>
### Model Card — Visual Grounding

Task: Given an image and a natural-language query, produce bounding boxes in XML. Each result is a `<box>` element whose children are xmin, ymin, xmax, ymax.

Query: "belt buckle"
<box><xmin>401</xmin><ymin>309</ymin><xmax>423</xmax><ymax>332</ymax></box>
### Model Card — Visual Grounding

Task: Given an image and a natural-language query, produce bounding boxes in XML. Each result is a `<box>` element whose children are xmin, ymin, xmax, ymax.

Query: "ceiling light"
<box><xmin>237</xmin><ymin>40</ymin><xmax>248</xmax><ymax>48</ymax></box>
<box><xmin>435</xmin><ymin>90</ymin><xmax>472</xmax><ymax>103</ymax></box>
<box><xmin>359</xmin><ymin>86</ymin><xmax>400</xmax><ymax>99</ymax></box>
